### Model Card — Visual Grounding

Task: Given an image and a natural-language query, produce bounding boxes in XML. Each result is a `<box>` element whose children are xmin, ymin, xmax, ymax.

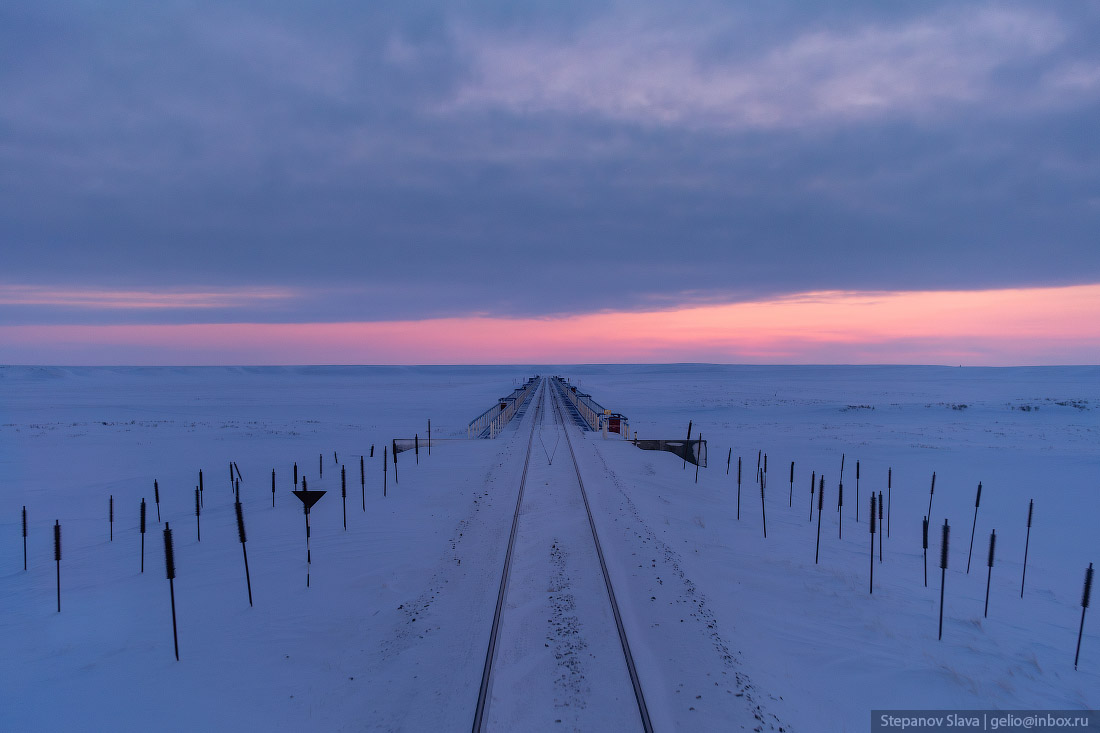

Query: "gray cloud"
<box><xmin>1</xmin><ymin>1</ymin><xmax>1099</xmax><ymax>326</ymax></box>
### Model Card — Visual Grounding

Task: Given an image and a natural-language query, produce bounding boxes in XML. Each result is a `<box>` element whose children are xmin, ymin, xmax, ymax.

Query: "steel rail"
<box><xmin>472</xmin><ymin>379</ymin><xmax>545</xmax><ymax>731</ymax></box>
<box><xmin>550</xmin><ymin>381</ymin><xmax>654</xmax><ymax>733</ymax></box>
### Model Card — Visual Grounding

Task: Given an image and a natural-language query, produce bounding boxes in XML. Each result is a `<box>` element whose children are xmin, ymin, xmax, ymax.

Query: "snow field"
<box><xmin>1</xmin><ymin>364</ymin><xmax>1097</xmax><ymax>732</ymax></box>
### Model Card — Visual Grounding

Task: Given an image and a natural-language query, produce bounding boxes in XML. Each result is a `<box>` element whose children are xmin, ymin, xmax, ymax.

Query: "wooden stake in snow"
<box><xmin>234</xmin><ymin>462</ymin><xmax>242</xmax><ymax>483</ymax></box>
<box><xmin>109</xmin><ymin>494</ymin><xmax>113</xmax><ymax>541</ymax></box>
<box><xmin>194</xmin><ymin>487</ymin><xmax>201</xmax><ymax>542</ymax></box>
<box><xmin>815</xmin><ymin>476</ymin><xmax>825</xmax><ymax>564</ymax></box>
<box><xmin>271</xmin><ymin>468</ymin><xmax>276</xmax><ymax>507</ymax></box>
<box><xmin>927</xmin><ymin>472</ymin><xmax>936</xmax><ymax>521</ymax></box>
<box><xmin>319</xmin><ymin>452</ymin><xmax>323</xmax><ymax>478</ymax></box>
<box><xmin>140</xmin><ymin>498</ymin><xmax>146</xmax><ymax>573</ymax></box>
<box><xmin>370</xmin><ymin>444</ymin><xmax>374</xmax><ymax>458</ymax></box>
<box><xmin>726</xmin><ymin>448</ymin><xmax>731</xmax><ymax>475</ymax></box>
<box><xmin>334</xmin><ymin>451</ymin><xmax>338</xmax><ymax>465</ymax></box>
<box><xmin>809</xmin><ymin>470</ymin><xmax>816</xmax><ymax>522</ymax></box>
<box><xmin>428</xmin><ymin>419</ymin><xmax>431</xmax><ymax>456</ymax></box>
<box><xmin>198</xmin><ymin>469</ymin><xmax>203</xmax><ymax>501</ymax></box>
<box><xmin>54</xmin><ymin>520</ymin><xmax>61</xmax><ymax>612</ymax></box>
<box><xmin>341</xmin><ymin>464</ymin><xmax>347</xmax><ymax>531</ymax></box>
<box><xmin>235</xmin><ymin>498</ymin><xmax>252</xmax><ymax>607</ymax></box>
<box><xmin>966</xmin><ymin>482</ymin><xmax>982</xmax><ymax>574</ymax></box>
<box><xmin>154</xmin><ymin>479</ymin><xmax>161</xmax><ymax>522</ymax></box>
<box><xmin>837</xmin><ymin>481</ymin><xmax>844</xmax><ymax>539</ymax></box>
<box><xmin>234</xmin><ymin>478</ymin><xmax>239</xmax><ymax>502</ymax></box>
<box><xmin>22</xmin><ymin>505</ymin><xmax>27</xmax><ymax>571</ymax></box>
<box><xmin>229</xmin><ymin>461</ymin><xmax>234</xmax><ymax>488</ymax></box>
<box><xmin>839</xmin><ymin>453</ymin><xmax>846</xmax><ymax>482</ymax></box>
<box><xmin>1021</xmin><ymin>499</ymin><xmax>1034</xmax><ymax>597</ymax></box>
<box><xmin>869</xmin><ymin>493</ymin><xmax>876</xmax><ymax>593</ymax></box>
<box><xmin>789</xmin><ymin>461</ymin><xmax>795</xmax><ymax>507</ymax></box>
<box><xmin>383</xmin><ymin>446</ymin><xmax>388</xmax><ymax>497</ymax></box>
<box><xmin>360</xmin><ymin>455</ymin><xmax>365</xmax><ymax>511</ymax></box>
<box><xmin>939</xmin><ymin>519</ymin><xmax>950</xmax><ymax>640</ymax></box>
<box><xmin>922</xmin><ymin>516</ymin><xmax>929</xmax><ymax>588</ymax></box>
<box><xmin>415</xmin><ymin>434</ymin><xmax>419</xmax><ymax>465</ymax></box>
<box><xmin>1076</xmin><ymin>563</ymin><xmax>1093</xmax><ymax>670</ymax></box>
<box><xmin>984</xmin><ymin>529</ymin><xmax>996</xmax><ymax>618</ymax></box>
<box><xmin>293</xmin><ymin>462</ymin><xmax>298</xmax><ymax>487</ymax></box>
<box><xmin>163</xmin><ymin>523</ymin><xmax>179</xmax><ymax>660</ymax></box>
<box><xmin>392</xmin><ymin>440</ymin><xmax>398</xmax><ymax>484</ymax></box>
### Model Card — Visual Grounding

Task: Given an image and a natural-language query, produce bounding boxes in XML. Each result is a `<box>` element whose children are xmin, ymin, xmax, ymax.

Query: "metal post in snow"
<box><xmin>815</xmin><ymin>477</ymin><xmax>825</xmax><ymax>564</ymax></box>
<box><xmin>967</xmin><ymin>482</ymin><xmax>982</xmax><ymax>574</ymax></box>
<box><xmin>1021</xmin><ymin>500</ymin><xmax>1033</xmax><ymax>597</ymax></box>
<box><xmin>939</xmin><ymin>519</ymin><xmax>950</xmax><ymax>640</ymax></box>
<box><xmin>163</xmin><ymin>523</ymin><xmax>179</xmax><ymax>660</ymax></box>
<box><xmin>140</xmin><ymin>498</ymin><xmax>146</xmax><ymax>573</ymax></box>
<box><xmin>984</xmin><ymin>530</ymin><xmax>996</xmax><ymax>618</ymax></box>
<box><xmin>869</xmin><ymin>493</ymin><xmax>876</xmax><ymax>594</ymax></box>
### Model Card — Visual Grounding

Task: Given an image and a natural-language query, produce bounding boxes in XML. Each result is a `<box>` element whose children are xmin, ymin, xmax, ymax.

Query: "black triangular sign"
<box><xmin>293</xmin><ymin>490</ymin><xmax>326</xmax><ymax>511</ymax></box>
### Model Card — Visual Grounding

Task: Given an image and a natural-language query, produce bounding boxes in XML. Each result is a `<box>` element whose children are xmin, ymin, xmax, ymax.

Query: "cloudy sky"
<box><xmin>2</xmin><ymin>1</ymin><xmax>1098</xmax><ymax>364</ymax></box>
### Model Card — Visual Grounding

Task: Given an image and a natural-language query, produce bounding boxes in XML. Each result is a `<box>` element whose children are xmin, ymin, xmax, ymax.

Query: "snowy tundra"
<box><xmin>1</xmin><ymin>364</ymin><xmax>1097</xmax><ymax>731</ymax></box>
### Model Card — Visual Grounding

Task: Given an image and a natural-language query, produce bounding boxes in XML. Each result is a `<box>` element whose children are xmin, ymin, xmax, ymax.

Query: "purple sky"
<box><xmin>1</xmin><ymin>2</ymin><xmax>1099</xmax><ymax>364</ymax></box>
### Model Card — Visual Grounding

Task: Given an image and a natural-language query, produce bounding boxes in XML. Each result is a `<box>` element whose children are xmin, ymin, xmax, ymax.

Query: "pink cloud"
<box><xmin>1</xmin><ymin>284</ymin><xmax>1098</xmax><ymax>365</ymax></box>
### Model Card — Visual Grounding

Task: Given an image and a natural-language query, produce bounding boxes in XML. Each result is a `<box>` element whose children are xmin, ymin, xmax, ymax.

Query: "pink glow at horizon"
<box><xmin>2</xmin><ymin>284</ymin><xmax>1099</xmax><ymax>365</ymax></box>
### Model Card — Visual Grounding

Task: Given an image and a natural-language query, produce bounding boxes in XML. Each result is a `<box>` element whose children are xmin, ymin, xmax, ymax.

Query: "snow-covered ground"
<box><xmin>1</xmin><ymin>365</ymin><xmax>1097</xmax><ymax>731</ymax></box>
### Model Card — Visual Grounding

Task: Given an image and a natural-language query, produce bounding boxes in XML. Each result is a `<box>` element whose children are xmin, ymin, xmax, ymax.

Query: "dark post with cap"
<box><xmin>869</xmin><ymin>493</ymin><xmax>876</xmax><ymax>593</ymax></box>
<box><xmin>789</xmin><ymin>461</ymin><xmax>795</xmax><ymax>507</ymax></box>
<box><xmin>923</xmin><ymin>516</ymin><xmax>929</xmax><ymax>587</ymax></box>
<box><xmin>22</xmin><ymin>506</ymin><xmax>27</xmax><ymax>570</ymax></box>
<box><xmin>235</xmin><ymin>498</ymin><xmax>252</xmax><ymax>606</ymax></box>
<box><xmin>54</xmin><ymin>520</ymin><xmax>61</xmax><ymax>612</ymax></box>
<box><xmin>341</xmin><ymin>465</ymin><xmax>347</xmax><ymax>530</ymax></box>
<box><xmin>887</xmin><ymin>468</ymin><xmax>892</xmax><ymax>537</ymax></box>
<box><xmin>759</xmin><ymin>464</ymin><xmax>767</xmax><ymax>538</ymax></box>
<box><xmin>878</xmin><ymin>490</ymin><xmax>884</xmax><ymax>562</ymax></box>
<box><xmin>360</xmin><ymin>455</ymin><xmax>365</xmax><ymax>511</ymax></box>
<box><xmin>271</xmin><ymin>468</ymin><xmax>276</xmax><ymax>507</ymax></box>
<box><xmin>809</xmin><ymin>471</ymin><xmax>816</xmax><ymax>522</ymax></box>
<box><xmin>815</xmin><ymin>476</ymin><xmax>825</xmax><ymax>564</ymax></box>
<box><xmin>837</xmin><ymin>481</ymin><xmax>844</xmax><ymax>539</ymax></box>
<box><xmin>163</xmin><ymin>523</ymin><xmax>178</xmax><ymax>660</ymax></box>
<box><xmin>1021</xmin><ymin>499</ymin><xmax>1034</xmax><ymax>597</ymax></box>
<box><xmin>856</xmin><ymin>460</ymin><xmax>860</xmax><ymax>523</ymax></box>
<box><xmin>140</xmin><ymin>498</ymin><xmax>146</xmax><ymax>573</ymax></box>
<box><xmin>927</xmin><ymin>472</ymin><xmax>936</xmax><ymax>523</ymax></box>
<box><xmin>736</xmin><ymin>457</ymin><xmax>741</xmax><ymax>520</ymax></box>
<box><xmin>984</xmin><ymin>530</ymin><xmax>996</xmax><ymax>618</ymax></box>
<box><xmin>967</xmin><ymin>482</ymin><xmax>982</xmax><ymax>574</ymax></box>
<box><xmin>1076</xmin><ymin>563</ymin><xmax>1093</xmax><ymax>670</ymax></box>
<box><xmin>939</xmin><ymin>519</ymin><xmax>950</xmax><ymax>640</ymax></box>
<box><xmin>194</xmin><ymin>487</ymin><xmax>201</xmax><ymax>541</ymax></box>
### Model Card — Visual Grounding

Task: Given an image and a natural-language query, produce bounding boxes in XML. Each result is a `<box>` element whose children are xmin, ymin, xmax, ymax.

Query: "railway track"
<box><xmin>472</xmin><ymin>378</ymin><xmax>653</xmax><ymax>732</ymax></box>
